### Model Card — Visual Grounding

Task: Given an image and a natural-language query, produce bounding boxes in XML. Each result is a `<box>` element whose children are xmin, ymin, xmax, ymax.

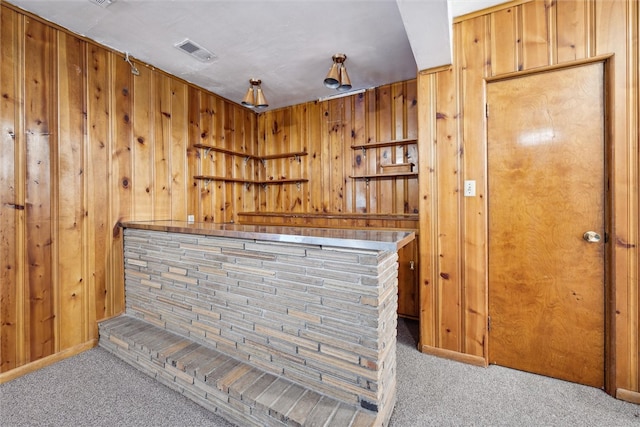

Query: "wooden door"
<box><xmin>487</xmin><ymin>62</ymin><xmax>605</xmax><ymax>388</ymax></box>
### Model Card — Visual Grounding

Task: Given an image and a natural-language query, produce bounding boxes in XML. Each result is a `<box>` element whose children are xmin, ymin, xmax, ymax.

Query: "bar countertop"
<box><xmin>120</xmin><ymin>220</ymin><xmax>415</xmax><ymax>251</ymax></box>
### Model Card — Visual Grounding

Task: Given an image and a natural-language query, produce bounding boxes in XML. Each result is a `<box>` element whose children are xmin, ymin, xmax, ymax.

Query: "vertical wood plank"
<box><xmin>56</xmin><ymin>31</ymin><xmax>86</xmax><ymax>349</ymax></box>
<box><xmin>109</xmin><ymin>50</ymin><xmax>133</xmax><ymax>315</ymax></box>
<box><xmin>153</xmin><ymin>73</ymin><xmax>171</xmax><ymax>220</ymax></box>
<box><xmin>132</xmin><ymin>66</ymin><xmax>153</xmax><ymax>220</ymax></box>
<box><xmin>186</xmin><ymin>86</ymin><xmax>200</xmax><ymax>221</ymax></box>
<box><xmin>435</xmin><ymin>66</ymin><xmax>462</xmax><ymax>352</ymax></box>
<box><xmin>297</xmin><ymin>104</ymin><xmax>309</xmax><ymax>213</ymax></box>
<box><xmin>244</xmin><ymin>110</ymin><xmax>258</xmax><ymax>213</ymax></box>
<box><xmin>24</xmin><ymin>17</ymin><xmax>55</xmax><ymax>361</ymax></box>
<box><xmin>307</xmin><ymin>102</ymin><xmax>323</xmax><ymax>213</ymax></box>
<box><xmin>521</xmin><ymin>0</ymin><xmax>551</xmax><ymax>69</ymax></box>
<box><xmin>0</xmin><ymin>6</ymin><xmax>21</xmax><ymax>372</ymax></box>
<box><xmin>231</xmin><ymin>105</ymin><xmax>244</xmax><ymax>218</ymax></box>
<box><xmin>418</xmin><ymin>71</ymin><xmax>438</xmax><ymax>348</ymax></box>
<box><xmin>199</xmin><ymin>94</ymin><xmax>215</xmax><ymax>222</ymax></box>
<box><xmin>342</xmin><ymin>97</ymin><xmax>354</xmax><ymax>214</ymax></box>
<box><xmin>392</xmin><ymin>82</ymin><xmax>406</xmax><ymax>214</ymax></box>
<box><xmin>220</xmin><ymin>100</ymin><xmax>233</xmax><ymax>222</ymax></box>
<box><xmin>490</xmin><ymin>6</ymin><xmax>519</xmax><ymax>75</ymax></box>
<box><xmin>170</xmin><ymin>80</ymin><xmax>188</xmax><ymax>221</ymax></box>
<box><xmin>364</xmin><ymin>91</ymin><xmax>378</xmax><ymax>214</ymax></box>
<box><xmin>256</xmin><ymin>108</ymin><xmax>267</xmax><ymax>211</ymax></box>
<box><xmin>556</xmin><ymin>0</ymin><xmax>589</xmax><ymax>62</ymax></box>
<box><xmin>405</xmin><ymin>80</ymin><xmax>419</xmax><ymax>215</ymax></box>
<box><xmin>351</xmin><ymin>92</ymin><xmax>367</xmax><ymax>213</ymax></box>
<box><xmin>328</xmin><ymin>100</ymin><xmax>344</xmax><ymax>212</ymax></box>
<box><xmin>459</xmin><ymin>15</ymin><xmax>490</xmax><ymax>357</ymax></box>
<box><xmin>86</xmin><ymin>44</ymin><xmax>110</xmax><ymax>326</ymax></box>
<box><xmin>376</xmin><ymin>86</ymin><xmax>393</xmax><ymax>214</ymax></box>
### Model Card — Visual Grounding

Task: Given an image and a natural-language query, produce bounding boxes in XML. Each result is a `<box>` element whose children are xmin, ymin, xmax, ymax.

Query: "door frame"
<box><xmin>484</xmin><ymin>54</ymin><xmax>614</xmax><ymax>393</ymax></box>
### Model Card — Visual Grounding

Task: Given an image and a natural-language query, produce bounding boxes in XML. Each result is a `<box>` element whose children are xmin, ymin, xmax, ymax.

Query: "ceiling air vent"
<box><xmin>174</xmin><ymin>39</ymin><xmax>216</xmax><ymax>62</ymax></box>
<box><xmin>88</xmin><ymin>0</ymin><xmax>115</xmax><ymax>8</ymax></box>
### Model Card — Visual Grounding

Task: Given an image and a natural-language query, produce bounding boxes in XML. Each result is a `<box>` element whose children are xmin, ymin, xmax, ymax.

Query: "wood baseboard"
<box><xmin>0</xmin><ymin>340</ymin><xmax>98</xmax><ymax>385</ymax></box>
<box><xmin>616</xmin><ymin>388</ymin><xmax>640</xmax><ymax>404</ymax></box>
<box><xmin>420</xmin><ymin>344</ymin><xmax>487</xmax><ymax>367</ymax></box>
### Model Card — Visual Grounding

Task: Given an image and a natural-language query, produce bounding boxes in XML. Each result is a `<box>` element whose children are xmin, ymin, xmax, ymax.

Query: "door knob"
<box><xmin>583</xmin><ymin>231</ymin><xmax>601</xmax><ymax>243</ymax></box>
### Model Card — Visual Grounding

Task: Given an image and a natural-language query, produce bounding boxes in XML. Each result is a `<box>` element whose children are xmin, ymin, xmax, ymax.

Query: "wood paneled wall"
<box><xmin>255</xmin><ymin>82</ymin><xmax>419</xmax><ymax>217</ymax></box>
<box><xmin>417</xmin><ymin>0</ymin><xmax>639</xmax><ymax>398</ymax></box>
<box><xmin>3</xmin><ymin>0</ymin><xmax>636</xmax><ymax>402</ymax></box>
<box><xmin>0</xmin><ymin>4</ymin><xmax>256</xmax><ymax>378</ymax></box>
<box><xmin>0</xmin><ymin>3</ymin><xmax>418</xmax><ymax>380</ymax></box>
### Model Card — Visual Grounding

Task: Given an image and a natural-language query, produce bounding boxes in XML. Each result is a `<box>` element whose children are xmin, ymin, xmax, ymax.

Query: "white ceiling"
<box><xmin>7</xmin><ymin>0</ymin><xmax>505</xmax><ymax>111</ymax></box>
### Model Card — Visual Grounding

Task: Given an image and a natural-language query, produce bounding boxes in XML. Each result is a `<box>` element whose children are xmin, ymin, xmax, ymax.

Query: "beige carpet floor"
<box><xmin>1</xmin><ymin>318</ymin><xmax>638</xmax><ymax>426</ymax></box>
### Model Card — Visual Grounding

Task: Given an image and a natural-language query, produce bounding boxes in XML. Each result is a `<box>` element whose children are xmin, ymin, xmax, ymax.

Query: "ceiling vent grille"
<box><xmin>174</xmin><ymin>39</ymin><xmax>216</xmax><ymax>62</ymax></box>
<box><xmin>88</xmin><ymin>0</ymin><xmax>115</xmax><ymax>8</ymax></box>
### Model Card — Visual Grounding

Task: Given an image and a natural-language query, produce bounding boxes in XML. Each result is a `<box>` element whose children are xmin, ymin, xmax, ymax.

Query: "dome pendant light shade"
<box><xmin>337</xmin><ymin>64</ymin><xmax>352</xmax><ymax>91</ymax></box>
<box><xmin>324</xmin><ymin>53</ymin><xmax>350</xmax><ymax>91</ymax></box>
<box><xmin>241</xmin><ymin>85</ymin><xmax>255</xmax><ymax>106</ymax></box>
<box><xmin>241</xmin><ymin>78</ymin><xmax>268</xmax><ymax>108</ymax></box>
<box><xmin>324</xmin><ymin>63</ymin><xmax>341</xmax><ymax>89</ymax></box>
<box><xmin>255</xmin><ymin>87</ymin><xmax>268</xmax><ymax>108</ymax></box>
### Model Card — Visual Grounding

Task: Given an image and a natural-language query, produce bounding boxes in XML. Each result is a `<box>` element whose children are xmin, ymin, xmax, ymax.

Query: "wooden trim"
<box><xmin>452</xmin><ymin>0</ymin><xmax>533</xmax><ymax>24</ymax></box>
<box><xmin>615</xmin><ymin>388</ymin><xmax>640</xmax><ymax>405</ymax></box>
<box><xmin>485</xmin><ymin>54</ymin><xmax>614</xmax><ymax>83</ymax></box>
<box><xmin>420</xmin><ymin>344</ymin><xmax>488</xmax><ymax>367</ymax></box>
<box><xmin>603</xmin><ymin>55</ymin><xmax>617</xmax><ymax>396</ymax></box>
<box><xmin>237</xmin><ymin>211</ymin><xmax>419</xmax><ymax>222</ymax></box>
<box><xmin>0</xmin><ymin>339</ymin><xmax>97</xmax><ymax>385</ymax></box>
<box><xmin>419</xmin><ymin>64</ymin><xmax>453</xmax><ymax>76</ymax></box>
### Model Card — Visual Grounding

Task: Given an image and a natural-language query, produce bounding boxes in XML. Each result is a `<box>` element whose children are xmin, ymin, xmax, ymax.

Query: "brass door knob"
<box><xmin>583</xmin><ymin>231</ymin><xmax>601</xmax><ymax>243</ymax></box>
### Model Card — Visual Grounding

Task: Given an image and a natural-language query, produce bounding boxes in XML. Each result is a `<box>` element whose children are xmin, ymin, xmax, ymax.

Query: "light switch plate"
<box><xmin>464</xmin><ymin>180</ymin><xmax>476</xmax><ymax>197</ymax></box>
<box><xmin>187</xmin><ymin>214</ymin><xmax>195</xmax><ymax>223</ymax></box>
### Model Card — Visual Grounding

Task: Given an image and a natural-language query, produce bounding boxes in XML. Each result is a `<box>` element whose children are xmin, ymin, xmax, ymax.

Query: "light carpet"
<box><xmin>1</xmin><ymin>318</ymin><xmax>638</xmax><ymax>426</ymax></box>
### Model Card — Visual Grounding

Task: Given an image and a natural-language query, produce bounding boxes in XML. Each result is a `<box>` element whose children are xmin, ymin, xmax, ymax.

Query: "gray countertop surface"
<box><xmin>120</xmin><ymin>220</ymin><xmax>415</xmax><ymax>251</ymax></box>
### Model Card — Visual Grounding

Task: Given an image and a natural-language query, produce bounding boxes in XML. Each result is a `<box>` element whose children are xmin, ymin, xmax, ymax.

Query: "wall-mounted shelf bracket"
<box><xmin>243</xmin><ymin>157</ymin><xmax>251</xmax><ymax>165</ymax></box>
<box><xmin>260</xmin><ymin>159</ymin><xmax>267</xmax><ymax>167</ymax></box>
<box><xmin>244</xmin><ymin>182</ymin><xmax>252</xmax><ymax>190</ymax></box>
<box><xmin>203</xmin><ymin>147</ymin><xmax>212</xmax><ymax>156</ymax></box>
<box><xmin>296</xmin><ymin>182</ymin><xmax>302</xmax><ymax>191</ymax></box>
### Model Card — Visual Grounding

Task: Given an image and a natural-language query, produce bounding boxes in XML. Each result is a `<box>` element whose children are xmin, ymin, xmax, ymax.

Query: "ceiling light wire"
<box><xmin>124</xmin><ymin>52</ymin><xmax>140</xmax><ymax>76</ymax></box>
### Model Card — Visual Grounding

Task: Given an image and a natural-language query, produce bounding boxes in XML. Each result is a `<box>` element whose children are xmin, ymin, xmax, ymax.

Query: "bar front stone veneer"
<box><xmin>117</xmin><ymin>220</ymin><xmax>414</xmax><ymax>426</ymax></box>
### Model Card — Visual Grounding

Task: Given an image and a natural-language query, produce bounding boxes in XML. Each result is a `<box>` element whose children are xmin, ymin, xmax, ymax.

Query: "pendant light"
<box><xmin>323</xmin><ymin>53</ymin><xmax>351</xmax><ymax>91</ymax></box>
<box><xmin>241</xmin><ymin>78</ymin><xmax>268</xmax><ymax>108</ymax></box>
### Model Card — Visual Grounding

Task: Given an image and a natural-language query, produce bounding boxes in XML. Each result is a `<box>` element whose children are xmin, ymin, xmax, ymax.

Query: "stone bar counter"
<box><xmin>102</xmin><ymin>220</ymin><xmax>414</xmax><ymax>426</ymax></box>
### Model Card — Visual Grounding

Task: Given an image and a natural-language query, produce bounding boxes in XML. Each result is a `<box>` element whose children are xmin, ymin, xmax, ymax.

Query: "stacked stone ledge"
<box><xmin>99</xmin><ymin>228</ymin><xmax>399</xmax><ymax>426</ymax></box>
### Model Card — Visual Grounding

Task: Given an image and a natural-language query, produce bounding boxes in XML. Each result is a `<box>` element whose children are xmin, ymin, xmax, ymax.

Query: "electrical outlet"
<box><xmin>464</xmin><ymin>180</ymin><xmax>476</xmax><ymax>197</ymax></box>
<box><xmin>187</xmin><ymin>214</ymin><xmax>195</xmax><ymax>223</ymax></box>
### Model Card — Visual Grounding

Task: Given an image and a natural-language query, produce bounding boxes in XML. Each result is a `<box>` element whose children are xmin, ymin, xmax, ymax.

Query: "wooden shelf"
<box><xmin>193</xmin><ymin>175</ymin><xmax>255</xmax><ymax>184</ymax></box>
<box><xmin>194</xmin><ymin>144</ymin><xmax>307</xmax><ymax>162</ymax></box>
<box><xmin>194</xmin><ymin>144</ymin><xmax>259</xmax><ymax>160</ymax></box>
<box><xmin>193</xmin><ymin>145</ymin><xmax>309</xmax><ymax>189</ymax></box>
<box><xmin>351</xmin><ymin>138</ymin><xmax>417</xmax><ymax>150</ymax></box>
<box><xmin>350</xmin><ymin>172</ymin><xmax>419</xmax><ymax>180</ymax></box>
<box><xmin>260</xmin><ymin>151</ymin><xmax>308</xmax><ymax>161</ymax></box>
<box><xmin>194</xmin><ymin>175</ymin><xmax>308</xmax><ymax>187</ymax></box>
